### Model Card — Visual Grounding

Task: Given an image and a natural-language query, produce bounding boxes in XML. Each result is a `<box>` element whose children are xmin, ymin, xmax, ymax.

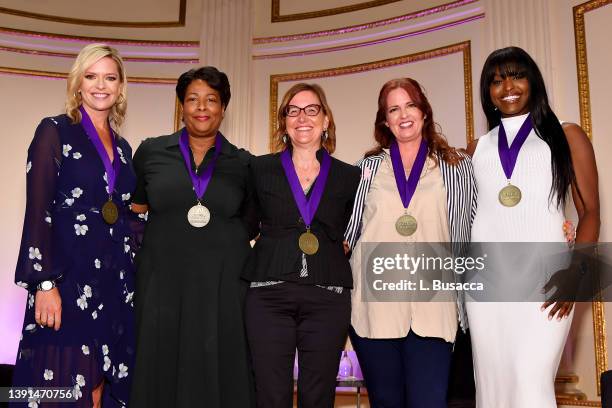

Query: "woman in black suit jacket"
<box><xmin>243</xmin><ymin>83</ymin><xmax>360</xmax><ymax>408</ymax></box>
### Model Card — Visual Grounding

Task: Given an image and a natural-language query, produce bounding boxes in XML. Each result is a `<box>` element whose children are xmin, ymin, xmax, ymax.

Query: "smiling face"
<box><xmin>384</xmin><ymin>87</ymin><xmax>425</xmax><ymax>143</ymax></box>
<box><xmin>489</xmin><ymin>68</ymin><xmax>531</xmax><ymax>117</ymax></box>
<box><xmin>285</xmin><ymin>90</ymin><xmax>329</xmax><ymax>149</ymax></box>
<box><xmin>182</xmin><ymin>79</ymin><xmax>224</xmax><ymax>139</ymax></box>
<box><xmin>78</xmin><ymin>57</ymin><xmax>121</xmax><ymax>115</ymax></box>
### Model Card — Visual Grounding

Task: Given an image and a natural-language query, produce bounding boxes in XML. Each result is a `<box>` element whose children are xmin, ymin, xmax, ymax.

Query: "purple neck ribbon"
<box><xmin>498</xmin><ymin>113</ymin><xmax>533</xmax><ymax>180</ymax></box>
<box><xmin>390</xmin><ymin>138</ymin><xmax>429</xmax><ymax>210</ymax></box>
<box><xmin>178</xmin><ymin>128</ymin><xmax>222</xmax><ymax>201</ymax></box>
<box><xmin>280</xmin><ymin>148</ymin><xmax>332</xmax><ymax>228</ymax></box>
<box><xmin>79</xmin><ymin>106</ymin><xmax>121</xmax><ymax>198</ymax></box>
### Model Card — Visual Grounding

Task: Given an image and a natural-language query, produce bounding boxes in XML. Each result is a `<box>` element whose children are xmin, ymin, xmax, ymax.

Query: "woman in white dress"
<box><xmin>465</xmin><ymin>46</ymin><xmax>600</xmax><ymax>407</ymax></box>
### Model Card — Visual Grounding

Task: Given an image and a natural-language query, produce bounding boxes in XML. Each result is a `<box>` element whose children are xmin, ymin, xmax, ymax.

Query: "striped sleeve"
<box><xmin>344</xmin><ymin>154</ymin><xmax>384</xmax><ymax>250</ymax></box>
<box><xmin>439</xmin><ymin>152</ymin><xmax>478</xmax><ymax>331</ymax></box>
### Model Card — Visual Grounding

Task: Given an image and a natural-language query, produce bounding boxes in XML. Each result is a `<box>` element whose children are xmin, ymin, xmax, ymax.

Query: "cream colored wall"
<box><xmin>270</xmin><ymin>51</ymin><xmax>468</xmax><ymax>164</ymax></box>
<box><xmin>251</xmin><ymin>15</ymin><xmax>486</xmax><ymax>158</ymax></box>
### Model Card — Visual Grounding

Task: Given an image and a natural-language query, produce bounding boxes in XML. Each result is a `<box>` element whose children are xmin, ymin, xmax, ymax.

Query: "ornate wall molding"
<box><xmin>573</xmin><ymin>0</ymin><xmax>612</xmax><ymax>140</ymax></box>
<box><xmin>257</xmin><ymin>0</ymin><xmax>477</xmax><ymax>43</ymax></box>
<box><xmin>174</xmin><ymin>98</ymin><xmax>182</xmax><ymax>132</ymax></box>
<box><xmin>0</xmin><ymin>45</ymin><xmax>198</xmax><ymax>63</ymax></box>
<box><xmin>271</xmin><ymin>0</ymin><xmax>401</xmax><ymax>23</ymax></box>
<box><xmin>0</xmin><ymin>0</ymin><xmax>186</xmax><ymax>27</ymax></box>
<box><xmin>254</xmin><ymin>13</ymin><xmax>483</xmax><ymax>59</ymax></box>
<box><xmin>268</xmin><ymin>41</ymin><xmax>473</xmax><ymax>151</ymax></box>
<box><xmin>572</xmin><ymin>0</ymin><xmax>612</xmax><ymax>399</ymax></box>
<box><xmin>0</xmin><ymin>27</ymin><xmax>199</xmax><ymax>47</ymax></box>
<box><xmin>0</xmin><ymin>66</ymin><xmax>176</xmax><ymax>84</ymax></box>
<box><xmin>556</xmin><ymin>399</ymin><xmax>601</xmax><ymax>407</ymax></box>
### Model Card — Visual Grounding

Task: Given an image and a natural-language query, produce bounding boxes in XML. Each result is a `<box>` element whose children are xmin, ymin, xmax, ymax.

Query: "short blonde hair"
<box><xmin>65</xmin><ymin>43</ymin><xmax>127</xmax><ymax>128</ymax></box>
<box><xmin>272</xmin><ymin>83</ymin><xmax>336</xmax><ymax>154</ymax></box>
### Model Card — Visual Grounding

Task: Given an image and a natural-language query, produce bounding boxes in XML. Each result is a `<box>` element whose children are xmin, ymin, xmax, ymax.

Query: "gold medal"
<box><xmin>396</xmin><ymin>214</ymin><xmax>417</xmax><ymax>236</ymax></box>
<box><xmin>299</xmin><ymin>230</ymin><xmax>319</xmax><ymax>255</ymax></box>
<box><xmin>499</xmin><ymin>183</ymin><xmax>522</xmax><ymax>207</ymax></box>
<box><xmin>101</xmin><ymin>200</ymin><xmax>119</xmax><ymax>225</ymax></box>
<box><xmin>187</xmin><ymin>203</ymin><xmax>211</xmax><ymax>228</ymax></box>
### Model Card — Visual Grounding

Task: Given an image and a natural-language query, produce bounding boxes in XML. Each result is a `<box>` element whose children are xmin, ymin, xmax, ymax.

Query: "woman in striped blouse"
<box><xmin>344</xmin><ymin>78</ymin><xmax>477</xmax><ymax>408</ymax></box>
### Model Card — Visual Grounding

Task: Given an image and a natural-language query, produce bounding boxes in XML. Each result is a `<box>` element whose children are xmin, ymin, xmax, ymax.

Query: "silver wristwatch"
<box><xmin>37</xmin><ymin>280</ymin><xmax>56</xmax><ymax>291</ymax></box>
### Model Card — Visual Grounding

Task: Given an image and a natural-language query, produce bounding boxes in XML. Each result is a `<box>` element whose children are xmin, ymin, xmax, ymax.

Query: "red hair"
<box><xmin>366</xmin><ymin>78</ymin><xmax>461</xmax><ymax>165</ymax></box>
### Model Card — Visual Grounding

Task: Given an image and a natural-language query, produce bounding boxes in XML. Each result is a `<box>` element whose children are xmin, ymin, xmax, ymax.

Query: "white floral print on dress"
<box><xmin>71</xmin><ymin>187</ymin><xmax>83</xmax><ymax>198</ymax></box>
<box><xmin>62</xmin><ymin>144</ymin><xmax>72</xmax><ymax>157</ymax></box>
<box><xmin>72</xmin><ymin>152</ymin><xmax>82</xmax><ymax>159</ymax></box>
<box><xmin>118</xmin><ymin>363</ymin><xmax>128</xmax><ymax>378</ymax></box>
<box><xmin>77</xmin><ymin>295</ymin><xmax>88</xmax><ymax>310</ymax></box>
<box><xmin>76</xmin><ymin>374</ymin><xmax>85</xmax><ymax>387</ymax></box>
<box><xmin>81</xmin><ymin>345</ymin><xmax>90</xmax><ymax>355</ymax></box>
<box><xmin>103</xmin><ymin>356</ymin><xmax>111</xmax><ymax>372</ymax></box>
<box><xmin>74</xmin><ymin>384</ymin><xmax>82</xmax><ymax>400</ymax></box>
<box><xmin>44</xmin><ymin>369</ymin><xmax>53</xmax><ymax>380</ymax></box>
<box><xmin>28</xmin><ymin>247</ymin><xmax>42</xmax><ymax>260</ymax></box>
<box><xmin>74</xmin><ymin>224</ymin><xmax>88</xmax><ymax>236</ymax></box>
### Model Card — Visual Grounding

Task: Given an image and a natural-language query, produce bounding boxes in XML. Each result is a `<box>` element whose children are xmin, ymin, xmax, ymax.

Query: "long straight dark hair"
<box><xmin>480</xmin><ymin>46</ymin><xmax>577</xmax><ymax>208</ymax></box>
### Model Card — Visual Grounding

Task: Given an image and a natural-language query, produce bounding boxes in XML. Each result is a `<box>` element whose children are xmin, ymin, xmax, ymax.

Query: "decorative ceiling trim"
<box><xmin>258</xmin><ymin>0</ymin><xmax>477</xmax><ymax>43</ymax></box>
<box><xmin>271</xmin><ymin>0</ymin><xmax>401</xmax><ymax>23</ymax></box>
<box><xmin>0</xmin><ymin>45</ymin><xmax>198</xmax><ymax>63</ymax></box>
<box><xmin>0</xmin><ymin>66</ymin><xmax>177</xmax><ymax>84</ymax></box>
<box><xmin>254</xmin><ymin>13</ymin><xmax>483</xmax><ymax>59</ymax></box>
<box><xmin>268</xmin><ymin>41</ymin><xmax>473</xmax><ymax>150</ymax></box>
<box><xmin>0</xmin><ymin>27</ymin><xmax>199</xmax><ymax>47</ymax></box>
<box><xmin>0</xmin><ymin>0</ymin><xmax>186</xmax><ymax>28</ymax></box>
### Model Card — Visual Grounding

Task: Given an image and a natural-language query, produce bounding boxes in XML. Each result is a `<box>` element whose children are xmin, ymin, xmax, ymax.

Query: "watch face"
<box><xmin>41</xmin><ymin>281</ymin><xmax>53</xmax><ymax>290</ymax></box>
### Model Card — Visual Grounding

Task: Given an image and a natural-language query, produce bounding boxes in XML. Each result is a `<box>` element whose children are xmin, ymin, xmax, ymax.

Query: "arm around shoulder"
<box><xmin>465</xmin><ymin>138</ymin><xmax>479</xmax><ymax>157</ymax></box>
<box><xmin>563</xmin><ymin>123</ymin><xmax>600</xmax><ymax>242</ymax></box>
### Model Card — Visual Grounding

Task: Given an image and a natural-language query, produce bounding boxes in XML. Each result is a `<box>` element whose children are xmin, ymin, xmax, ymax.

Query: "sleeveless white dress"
<box><xmin>466</xmin><ymin>113</ymin><xmax>573</xmax><ymax>408</ymax></box>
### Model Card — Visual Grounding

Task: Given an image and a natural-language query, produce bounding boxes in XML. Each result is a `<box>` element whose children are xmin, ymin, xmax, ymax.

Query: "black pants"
<box><xmin>245</xmin><ymin>282</ymin><xmax>350</xmax><ymax>408</ymax></box>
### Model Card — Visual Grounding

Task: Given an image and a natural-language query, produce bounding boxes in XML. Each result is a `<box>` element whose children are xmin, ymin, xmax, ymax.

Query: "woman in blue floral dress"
<box><xmin>11</xmin><ymin>44</ymin><xmax>138</xmax><ymax>407</ymax></box>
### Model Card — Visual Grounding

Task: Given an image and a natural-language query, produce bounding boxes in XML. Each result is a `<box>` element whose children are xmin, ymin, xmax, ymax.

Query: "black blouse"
<box><xmin>243</xmin><ymin>150</ymin><xmax>360</xmax><ymax>288</ymax></box>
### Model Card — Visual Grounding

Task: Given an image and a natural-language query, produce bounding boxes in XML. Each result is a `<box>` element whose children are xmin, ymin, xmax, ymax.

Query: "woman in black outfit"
<box><xmin>130</xmin><ymin>67</ymin><xmax>256</xmax><ymax>407</ymax></box>
<box><xmin>244</xmin><ymin>83</ymin><xmax>360</xmax><ymax>408</ymax></box>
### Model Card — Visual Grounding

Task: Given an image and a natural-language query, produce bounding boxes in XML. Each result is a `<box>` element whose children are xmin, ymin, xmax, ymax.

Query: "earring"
<box><xmin>282</xmin><ymin>134</ymin><xmax>288</xmax><ymax>144</ymax></box>
<box><xmin>494</xmin><ymin>106</ymin><xmax>498</xmax><ymax>111</ymax></box>
<box><xmin>322</xmin><ymin>129</ymin><xmax>328</xmax><ymax>142</ymax></box>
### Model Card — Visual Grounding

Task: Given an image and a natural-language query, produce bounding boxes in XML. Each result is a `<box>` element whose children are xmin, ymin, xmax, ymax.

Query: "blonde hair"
<box><xmin>65</xmin><ymin>43</ymin><xmax>127</xmax><ymax>128</ymax></box>
<box><xmin>271</xmin><ymin>83</ymin><xmax>336</xmax><ymax>154</ymax></box>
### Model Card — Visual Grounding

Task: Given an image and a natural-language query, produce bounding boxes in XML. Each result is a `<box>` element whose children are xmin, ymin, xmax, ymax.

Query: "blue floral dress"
<box><xmin>11</xmin><ymin>114</ymin><xmax>139</xmax><ymax>408</ymax></box>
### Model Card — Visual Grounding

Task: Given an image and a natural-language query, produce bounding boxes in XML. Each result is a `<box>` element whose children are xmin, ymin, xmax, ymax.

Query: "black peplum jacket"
<box><xmin>242</xmin><ymin>149</ymin><xmax>360</xmax><ymax>288</ymax></box>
